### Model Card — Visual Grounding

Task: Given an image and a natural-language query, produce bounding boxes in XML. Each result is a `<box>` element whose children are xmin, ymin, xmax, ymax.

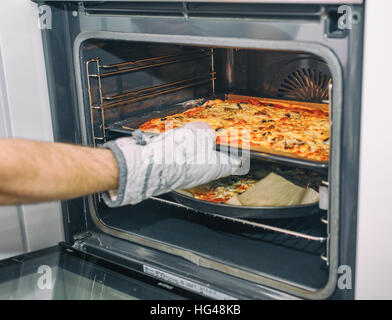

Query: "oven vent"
<box><xmin>271</xmin><ymin>59</ymin><xmax>331</xmax><ymax>103</ymax></box>
<box><xmin>81</xmin><ymin>2</ymin><xmax>321</xmax><ymax>21</ymax></box>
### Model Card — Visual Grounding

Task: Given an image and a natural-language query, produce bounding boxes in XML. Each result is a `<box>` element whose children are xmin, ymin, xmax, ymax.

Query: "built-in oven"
<box><xmin>32</xmin><ymin>0</ymin><xmax>364</xmax><ymax>299</ymax></box>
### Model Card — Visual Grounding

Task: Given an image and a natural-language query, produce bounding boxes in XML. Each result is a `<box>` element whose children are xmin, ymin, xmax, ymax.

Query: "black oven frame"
<box><xmin>35</xmin><ymin>0</ymin><xmax>364</xmax><ymax>300</ymax></box>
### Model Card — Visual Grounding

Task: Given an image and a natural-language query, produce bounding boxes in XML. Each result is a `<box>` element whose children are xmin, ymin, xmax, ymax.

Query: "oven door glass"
<box><xmin>0</xmin><ymin>246</ymin><xmax>193</xmax><ymax>300</ymax></box>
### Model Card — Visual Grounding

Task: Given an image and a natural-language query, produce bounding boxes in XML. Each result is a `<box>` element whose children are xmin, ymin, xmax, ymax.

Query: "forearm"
<box><xmin>0</xmin><ymin>139</ymin><xmax>118</xmax><ymax>205</ymax></box>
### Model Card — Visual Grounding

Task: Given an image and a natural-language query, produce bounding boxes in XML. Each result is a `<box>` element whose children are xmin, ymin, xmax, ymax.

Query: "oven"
<box><xmin>32</xmin><ymin>0</ymin><xmax>364</xmax><ymax>299</ymax></box>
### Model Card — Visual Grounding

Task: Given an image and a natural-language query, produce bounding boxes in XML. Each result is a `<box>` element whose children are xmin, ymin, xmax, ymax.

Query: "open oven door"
<box><xmin>0</xmin><ymin>245</ymin><xmax>206</xmax><ymax>300</ymax></box>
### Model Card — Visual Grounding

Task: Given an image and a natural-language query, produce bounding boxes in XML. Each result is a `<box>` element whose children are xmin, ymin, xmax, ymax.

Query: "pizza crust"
<box><xmin>236</xmin><ymin>172</ymin><xmax>319</xmax><ymax>207</ymax></box>
<box><xmin>175</xmin><ymin>189</ymin><xmax>194</xmax><ymax>198</ymax></box>
<box><xmin>225</xmin><ymin>194</ymin><xmax>242</xmax><ymax>206</ymax></box>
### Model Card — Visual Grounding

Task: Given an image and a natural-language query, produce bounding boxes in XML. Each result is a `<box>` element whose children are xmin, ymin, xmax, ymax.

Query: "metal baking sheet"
<box><xmin>170</xmin><ymin>190</ymin><xmax>319</xmax><ymax>220</ymax></box>
<box><xmin>106</xmin><ymin>94</ymin><xmax>329</xmax><ymax>170</ymax></box>
<box><xmin>107</xmin><ymin>96</ymin><xmax>211</xmax><ymax>135</ymax></box>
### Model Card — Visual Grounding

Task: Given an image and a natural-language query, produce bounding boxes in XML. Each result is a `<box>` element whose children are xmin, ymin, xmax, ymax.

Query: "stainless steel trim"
<box><xmin>93</xmin><ymin>78</ymin><xmax>214</xmax><ymax>109</ymax></box>
<box><xmin>74</xmin><ymin>31</ymin><xmax>343</xmax><ymax>300</ymax></box>
<box><xmin>100</xmin><ymin>51</ymin><xmax>204</xmax><ymax>69</ymax></box>
<box><xmin>210</xmin><ymin>48</ymin><xmax>215</xmax><ymax>95</ymax></box>
<box><xmin>90</xmin><ymin>51</ymin><xmax>212</xmax><ymax>78</ymax></box>
<box><xmin>85</xmin><ymin>49</ymin><xmax>215</xmax><ymax>144</ymax></box>
<box><xmin>102</xmin><ymin>76</ymin><xmax>214</xmax><ymax>101</ymax></box>
<box><xmin>86</xmin><ymin>58</ymin><xmax>107</xmax><ymax>144</ymax></box>
<box><xmin>86</xmin><ymin>59</ymin><xmax>100</xmax><ymax>145</ymax></box>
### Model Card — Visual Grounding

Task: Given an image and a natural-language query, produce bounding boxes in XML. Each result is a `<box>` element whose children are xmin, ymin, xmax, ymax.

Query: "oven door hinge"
<box><xmin>72</xmin><ymin>231</ymin><xmax>93</xmax><ymax>248</ymax></box>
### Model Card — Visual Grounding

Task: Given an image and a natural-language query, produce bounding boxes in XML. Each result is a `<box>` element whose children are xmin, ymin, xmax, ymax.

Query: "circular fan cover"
<box><xmin>270</xmin><ymin>59</ymin><xmax>331</xmax><ymax>103</ymax></box>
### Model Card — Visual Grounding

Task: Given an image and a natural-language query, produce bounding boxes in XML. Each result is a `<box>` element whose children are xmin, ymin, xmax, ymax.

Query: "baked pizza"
<box><xmin>180</xmin><ymin>164</ymin><xmax>326</xmax><ymax>204</ymax></box>
<box><xmin>139</xmin><ymin>98</ymin><xmax>330</xmax><ymax>161</ymax></box>
<box><xmin>183</xmin><ymin>175</ymin><xmax>258</xmax><ymax>203</ymax></box>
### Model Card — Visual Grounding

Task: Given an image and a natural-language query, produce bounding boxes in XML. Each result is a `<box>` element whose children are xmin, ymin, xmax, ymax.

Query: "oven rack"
<box><xmin>151</xmin><ymin>196</ymin><xmax>327</xmax><ymax>242</ymax></box>
<box><xmin>150</xmin><ymin>196</ymin><xmax>329</xmax><ymax>262</ymax></box>
<box><xmin>85</xmin><ymin>48</ymin><xmax>216</xmax><ymax>144</ymax></box>
<box><xmin>105</xmin><ymin>106</ymin><xmax>329</xmax><ymax>171</ymax></box>
<box><xmin>86</xmin><ymin>49</ymin><xmax>329</xmax><ymax>170</ymax></box>
<box><xmin>103</xmin><ymin>92</ymin><xmax>330</xmax><ymax>170</ymax></box>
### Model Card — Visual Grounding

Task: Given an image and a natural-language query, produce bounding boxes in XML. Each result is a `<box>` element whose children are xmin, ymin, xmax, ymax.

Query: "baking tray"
<box><xmin>106</xmin><ymin>94</ymin><xmax>329</xmax><ymax>170</ymax></box>
<box><xmin>170</xmin><ymin>190</ymin><xmax>319</xmax><ymax>219</ymax></box>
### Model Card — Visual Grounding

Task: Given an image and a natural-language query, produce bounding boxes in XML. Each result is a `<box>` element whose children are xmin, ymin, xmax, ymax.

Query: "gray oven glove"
<box><xmin>101</xmin><ymin>122</ymin><xmax>242</xmax><ymax>207</ymax></box>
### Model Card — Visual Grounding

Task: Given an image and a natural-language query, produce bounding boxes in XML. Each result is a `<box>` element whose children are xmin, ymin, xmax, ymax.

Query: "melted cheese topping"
<box><xmin>185</xmin><ymin>176</ymin><xmax>258</xmax><ymax>203</ymax></box>
<box><xmin>139</xmin><ymin>99</ymin><xmax>330</xmax><ymax>161</ymax></box>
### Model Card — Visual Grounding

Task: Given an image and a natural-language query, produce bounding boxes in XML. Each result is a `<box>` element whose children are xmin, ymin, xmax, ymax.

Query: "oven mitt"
<box><xmin>102</xmin><ymin>122</ymin><xmax>242</xmax><ymax>207</ymax></box>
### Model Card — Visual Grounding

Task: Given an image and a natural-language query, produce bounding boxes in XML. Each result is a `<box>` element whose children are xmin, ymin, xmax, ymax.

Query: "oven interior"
<box><xmin>80</xmin><ymin>39</ymin><xmax>332</xmax><ymax>293</ymax></box>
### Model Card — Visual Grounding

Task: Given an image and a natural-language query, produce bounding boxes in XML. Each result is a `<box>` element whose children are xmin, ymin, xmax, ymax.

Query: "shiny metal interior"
<box><xmin>77</xmin><ymin>36</ymin><xmax>337</xmax><ymax>298</ymax></box>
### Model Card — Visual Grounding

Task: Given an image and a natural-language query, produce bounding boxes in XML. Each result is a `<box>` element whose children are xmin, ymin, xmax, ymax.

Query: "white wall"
<box><xmin>355</xmin><ymin>0</ymin><xmax>392</xmax><ymax>299</ymax></box>
<box><xmin>0</xmin><ymin>0</ymin><xmax>64</xmax><ymax>260</ymax></box>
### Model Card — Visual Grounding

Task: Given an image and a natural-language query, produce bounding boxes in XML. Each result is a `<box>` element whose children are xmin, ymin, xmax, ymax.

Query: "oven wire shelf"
<box><xmin>151</xmin><ymin>196</ymin><xmax>327</xmax><ymax>242</ymax></box>
<box><xmin>85</xmin><ymin>48</ymin><xmax>216</xmax><ymax>145</ymax></box>
<box><xmin>149</xmin><ymin>195</ymin><xmax>329</xmax><ymax>264</ymax></box>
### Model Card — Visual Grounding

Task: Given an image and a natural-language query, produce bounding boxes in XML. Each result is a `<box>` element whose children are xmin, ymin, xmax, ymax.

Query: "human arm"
<box><xmin>0</xmin><ymin>139</ymin><xmax>118</xmax><ymax>205</ymax></box>
<box><xmin>0</xmin><ymin>123</ymin><xmax>241</xmax><ymax>206</ymax></box>
<box><xmin>102</xmin><ymin>122</ymin><xmax>242</xmax><ymax>207</ymax></box>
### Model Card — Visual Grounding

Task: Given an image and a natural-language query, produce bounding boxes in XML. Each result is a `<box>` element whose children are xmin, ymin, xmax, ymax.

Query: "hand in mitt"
<box><xmin>102</xmin><ymin>122</ymin><xmax>242</xmax><ymax>207</ymax></box>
